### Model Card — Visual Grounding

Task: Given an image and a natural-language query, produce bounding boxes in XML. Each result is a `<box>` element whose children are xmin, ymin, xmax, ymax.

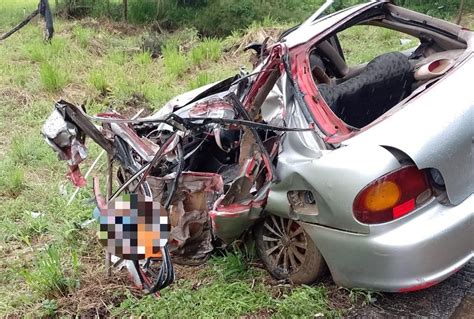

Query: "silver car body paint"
<box><xmin>345</xmin><ymin>56</ymin><xmax>474</xmax><ymax>205</ymax></box>
<box><xmin>283</xmin><ymin>3</ymin><xmax>372</xmax><ymax>48</ymax></box>
<box><xmin>301</xmin><ymin>194</ymin><xmax>473</xmax><ymax>291</ymax></box>
<box><xmin>141</xmin><ymin>0</ymin><xmax>473</xmax><ymax>291</ymax></box>
<box><xmin>264</xmin><ymin>2</ymin><xmax>473</xmax><ymax>291</ymax></box>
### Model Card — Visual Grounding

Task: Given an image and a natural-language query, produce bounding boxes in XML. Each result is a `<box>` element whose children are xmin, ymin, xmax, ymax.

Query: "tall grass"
<box><xmin>0</xmin><ymin>161</ymin><xmax>25</xmax><ymax>197</ymax></box>
<box><xmin>189</xmin><ymin>38</ymin><xmax>222</xmax><ymax>66</ymax></box>
<box><xmin>21</xmin><ymin>246</ymin><xmax>75</xmax><ymax>298</ymax></box>
<box><xmin>88</xmin><ymin>69</ymin><xmax>109</xmax><ymax>94</ymax></box>
<box><xmin>56</xmin><ymin>0</ymin><xmax>469</xmax><ymax>37</ymax></box>
<box><xmin>39</xmin><ymin>62</ymin><xmax>68</xmax><ymax>92</ymax></box>
<box><xmin>162</xmin><ymin>45</ymin><xmax>188</xmax><ymax>77</ymax></box>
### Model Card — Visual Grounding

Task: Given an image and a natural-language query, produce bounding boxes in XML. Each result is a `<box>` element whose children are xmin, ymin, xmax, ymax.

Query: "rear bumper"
<box><xmin>301</xmin><ymin>195</ymin><xmax>474</xmax><ymax>292</ymax></box>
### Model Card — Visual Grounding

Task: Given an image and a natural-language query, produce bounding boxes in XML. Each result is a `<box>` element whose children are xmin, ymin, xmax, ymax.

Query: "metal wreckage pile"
<box><xmin>1</xmin><ymin>0</ymin><xmax>313</xmax><ymax>295</ymax></box>
<box><xmin>41</xmin><ymin>27</ymin><xmax>314</xmax><ymax>293</ymax></box>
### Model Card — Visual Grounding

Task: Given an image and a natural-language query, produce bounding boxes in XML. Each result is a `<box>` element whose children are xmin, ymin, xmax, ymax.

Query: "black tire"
<box><xmin>255</xmin><ymin>214</ymin><xmax>327</xmax><ymax>284</ymax></box>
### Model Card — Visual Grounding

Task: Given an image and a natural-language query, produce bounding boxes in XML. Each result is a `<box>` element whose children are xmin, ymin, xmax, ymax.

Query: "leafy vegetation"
<box><xmin>56</xmin><ymin>0</ymin><xmax>472</xmax><ymax>36</ymax></box>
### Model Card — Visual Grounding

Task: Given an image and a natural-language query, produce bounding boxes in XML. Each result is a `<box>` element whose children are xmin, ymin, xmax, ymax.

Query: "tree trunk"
<box><xmin>456</xmin><ymin>0</ymin><xmax>465</xmax><ymax>25</ymax></box>
<box><xmin>106</xmin><ymin>0</ymin><xmax>111</xmax><ymax>17</ymax></box>
<box><xmin>123</xmin><ymin>0</ymin><xmax>128</xmax><ymax>21</ymax></box>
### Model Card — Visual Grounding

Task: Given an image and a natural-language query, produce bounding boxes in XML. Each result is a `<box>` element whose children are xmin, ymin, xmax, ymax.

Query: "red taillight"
<box><xmin>353</xmin><ymin>166</ymin><xmax>432</xmax><ymax>224</ymax></box>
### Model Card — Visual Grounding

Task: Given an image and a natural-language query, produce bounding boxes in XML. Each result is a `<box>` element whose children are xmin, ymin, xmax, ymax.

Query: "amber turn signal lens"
<box><xmin>353</xmin><ymin>166</ymin><xmax>432</xmax><ymax>224</ymax></box>
<box><xmin>364</xmin><ymin>181</ymin><xmax>401</xmax><ymax>212</ymax></box>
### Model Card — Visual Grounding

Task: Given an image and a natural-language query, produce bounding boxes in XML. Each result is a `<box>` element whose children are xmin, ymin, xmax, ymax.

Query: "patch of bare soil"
<box><xmin>0</xmin><ymin>87</ymin><xmax>33</xmax><ymax>107</ymax></box>
<box><xmin>57</xmin><ymin>263</ymin><xmax>138</xmax><ymax>317</ymax></box>
<box><xmin>173</xmin><ymin>263</ymin><xmax>206</xmax><ymax>282</ymax></box>
<box><xmin>79</xmin><ymin>17</ymin><xmax>144</xmax><ymax>36</ymax></box>
<box><xmin>227</xmin><ymin>27</ymin><xmax>285</xmax><ymax>56</ymax></box>
<box><xmin>243</xmin><ymin>308</ymin><xmax>274</xmax><ymax>319</ymax></box>
<box><xmin>62</xmin><ymin>83</ymin><xmax>91</xmax><ymax>105</ymax></box>
<box><xmin>55</xmin><ymin>234</ymin><xmax>140</xmax><ymax>317</ymax></box>
<box><xmin>118</xmin><ymin>93</ymin><xmax>154</xmax><ymax>118</ymax></box>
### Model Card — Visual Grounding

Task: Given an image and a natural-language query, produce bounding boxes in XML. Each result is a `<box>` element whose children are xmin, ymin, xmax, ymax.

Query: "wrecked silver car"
<box><xmin>43</xmin><ymin>0</ymin><xmax>473</xmax><ymax>292</ymax></box>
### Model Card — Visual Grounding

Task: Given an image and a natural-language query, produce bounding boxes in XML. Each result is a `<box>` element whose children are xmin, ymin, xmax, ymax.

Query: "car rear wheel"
<box><xmin>255</xmin><ymin>214</ymin><xmax>327</xmax><ymax>284</ymax></box>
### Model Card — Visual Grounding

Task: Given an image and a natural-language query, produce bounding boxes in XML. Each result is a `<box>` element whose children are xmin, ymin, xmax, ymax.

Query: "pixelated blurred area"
<box><xmin>98</xmin><ymin>193</ymin><xmax>169</xmax><ymax>260</ymax></box>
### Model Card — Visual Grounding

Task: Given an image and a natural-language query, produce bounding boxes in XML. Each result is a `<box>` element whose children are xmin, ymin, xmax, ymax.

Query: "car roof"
<box><xmin>282</xmin><ymin>1</ymin><xmax>379</xmax><ymax>48</ymax></box>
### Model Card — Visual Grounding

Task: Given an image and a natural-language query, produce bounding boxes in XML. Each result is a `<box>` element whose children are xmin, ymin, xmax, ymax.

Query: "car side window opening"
<box><xmin>337</xmin><ymin>25</ymin><xmax>420</xmax><ymax>67</ymax></box>
<box><xmin>309</xmin><ymin>24</ymin><xmax>423</xmax><ymax>129</ymax></box>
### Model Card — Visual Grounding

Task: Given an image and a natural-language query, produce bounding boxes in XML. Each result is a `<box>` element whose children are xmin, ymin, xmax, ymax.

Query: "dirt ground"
<box><xmin>348</xmin><ymin>260</ymin><xmax>474</xmax><ymax>318</ymax></box>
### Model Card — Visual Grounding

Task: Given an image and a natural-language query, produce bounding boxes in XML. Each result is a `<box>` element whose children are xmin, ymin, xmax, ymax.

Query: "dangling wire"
<box><xmin>164</xmin><ymin>141</ymin><xmax>184</xmax><ymax>210</ymax></box>
<box><xmin>134</xmin><ymin>244</ymin><xmax>174</xmax><ymax>294</ymax></box>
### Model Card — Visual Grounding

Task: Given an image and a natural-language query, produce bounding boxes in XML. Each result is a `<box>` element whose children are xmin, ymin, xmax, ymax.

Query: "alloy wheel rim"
<box><xmin>262</xmin><ymin>215</ymin><xmax>307</xmax><ymax>274</ymax></box>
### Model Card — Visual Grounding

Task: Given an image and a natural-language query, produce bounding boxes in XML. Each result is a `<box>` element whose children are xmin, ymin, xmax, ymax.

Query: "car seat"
<box><xmin>317</xmin><ymin>52</ymin><xmax>414</xmax><ymax>128</ymax></box>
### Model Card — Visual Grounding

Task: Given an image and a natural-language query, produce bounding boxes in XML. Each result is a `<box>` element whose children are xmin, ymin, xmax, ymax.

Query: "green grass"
<box><xmin>9</xmin><ymin>134</ymin><xmax>56</xmax><ymax>166</ymax></box>
<box><xmin>116</xmin><ymin>279</ymin><xmax>275</xmax><ymax>317</ymax></box>
<box><xmin>21</xmin><ymin>246</ymin><xmax>72</xmax><ymax>298</ymax></box>
<box><xmin>72</xmin><ymin>25</ymin><xmax>95</xmax><ymax>48</ymax></box>
<box><xmin>0</xmin><ymin>2</ymin><xmax>251</xmax><ymax>316</ymax></box>
<box><xmin>39</xmin><ymin>61</ymin><xmax>69</xmax><ymax>91</ymax></box>
<box><xmin>338</xmin><ymin>25</ymin><xmax>420</xmax><ymax>66</ymax></box>
<box><xmin>115</xmin><ymin>251</ymin><xmax>339</xmax><ymax>318</ymax></box>
<box><xmin>190</xmin><ymin>38</ymin><xmax>222</xmax><ymax>65</ymax></box>
<box><xmin>274</xmin><ymin>285</ymin><xmax>339</xmax><ymax>318</ymax></box>
<box><xmin>88</xmin><ymin>69</ymin><xmax>109</xmax><ymax>94</ymax></box>
<box><xmin>0</xmin><ymin>161</ymin><xmax>26</xmax><ymax>197</ymax></box>
<box><xmin>162</xmin><ymin>44</ymin><xmax>189</xmax><ymax>78</ymax></box>
<box><xmin>106</xmin><ymin>50</ymin><xmax>128</xmax><ymax>65</ymax></box>
<box><xmin>134</xmin><ymin>51</ymin><xmax>153</xmax><ymax>65</ymax></box>
<box><xmin>188</xmin><ymin>72</ymin><xmax>213</xmax><ymax>90</ymax></box>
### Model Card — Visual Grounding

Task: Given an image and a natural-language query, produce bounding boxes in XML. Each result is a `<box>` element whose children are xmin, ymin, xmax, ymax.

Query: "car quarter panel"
<box><xmin>266</xmin><ymin>141</ymin><xmax>401</xmax><ymax>234</ymax></box>
<box><xmin>345</xmin><ymin>56</ymin><xmax>474</xmax><ymax>205</ymax></box>
<box><xmin>301</xmin><ymin>194</ymin><xmax>474</xmax><ymax>291</ymax></box>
